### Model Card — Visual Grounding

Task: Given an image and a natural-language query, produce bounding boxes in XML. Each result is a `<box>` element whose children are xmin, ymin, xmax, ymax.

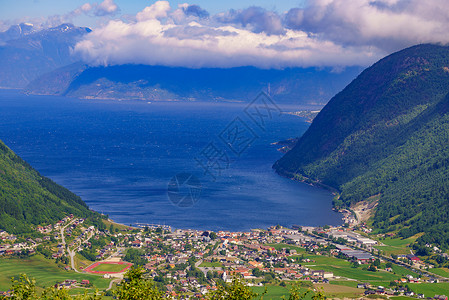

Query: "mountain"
<box><xmin>274</xmin><ymin>44</ymin><xmax>449</xmax><ymax>248</ymax></box>
<box><xmin>25</xmin><ymin>64</ymin><xmax>363</xmax><ymax>104</ymax></box>
<box><xmin>0</xmin><ymin>139</ymin><xmax>96</xmax><ymax>234</ymax></box>
<box><xmin>0</xmin><ymin>23</ymin><xmax>35</xmax><ymax>43</ymax></box>
<box><xmin>0</xmin><ymin>23</ymin><xmax>91</xmax><ymax>88</ymax></box>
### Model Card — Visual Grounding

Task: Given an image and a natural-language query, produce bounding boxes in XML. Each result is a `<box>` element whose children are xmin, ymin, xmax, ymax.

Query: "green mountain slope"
<box><xmin>0</xmin><ymin>139</ymin><xmax>95</xmax><ymax>234</ymax></box>
<box><xmin>274</xmin><ymin>44</ymin><xmax>449</xmax><ymax>248</ymax></box>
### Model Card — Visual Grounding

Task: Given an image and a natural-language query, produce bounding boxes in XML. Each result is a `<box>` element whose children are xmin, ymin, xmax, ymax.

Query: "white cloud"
<box><xmin>289</xmin><ymin>0</ymin><xmax>449</xmax><ymax>51</ymax></box>
<box><xmin>136</xmin><ymin>1</ymin><xmax>171</xmax><ymax>21</ymax></box>
<box><xmin>73</xmin><ymin>0</ymin><xmax>449</xmax><ymax>69</ymax></box>
<box><xmin>74</xmin><ymin>16</ymin><xmax>378</xmax><ymax>69</ymax></box>
<box><xmin>80</xmin><ymin>3</ymin><xmax>93</xmax><ymax>13</ymax></box>
<box><xmin>94</xmin><ymin>0</ymin><xmax>119</xmax><ymax>16</ymax></box>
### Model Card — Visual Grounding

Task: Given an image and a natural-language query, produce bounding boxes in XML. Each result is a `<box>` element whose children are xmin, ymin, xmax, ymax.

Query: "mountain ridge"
<box><xmin>25</xmin><ymin>63</ymin><xmax>363</xmax><ymax>105</ymax></box>
<box><xmin>274</xmin><ymin>43</ymin><xmax>449</xmax><ymax>247</ymax></box>
<box><xmin>0</xmin><ymin>23</ymin><xmax>91</xmax><ymax>88</ymax></box>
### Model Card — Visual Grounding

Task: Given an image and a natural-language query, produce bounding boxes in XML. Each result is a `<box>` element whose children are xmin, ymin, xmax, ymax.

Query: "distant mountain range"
<box><xmin>0</xmin><ymin>23</ymin><xmax>91</xmax><ymax>88</ymax></box>
<box><xmin>25</xmin><ymin>63</ymin><xmax>363</xmax><ymax>104</ymax></box>
<box><xmin>0</xmin><ymin>22</ymin><xmax>364</xmax><ymax>104</ymax></box>
<box><xmin>274</xmin><ymin>44</ymin><xmax>449</xmax><ymax>248</ymax></box>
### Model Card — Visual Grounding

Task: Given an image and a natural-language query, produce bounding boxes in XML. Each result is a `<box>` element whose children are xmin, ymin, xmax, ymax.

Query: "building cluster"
<box><xmin>362</xmin><ymin>283</ymin><xmax>447</xmax><ymax>300</ymax></box>
<box><xmin>327</xmin><ymin>229</ymin><xmax>378</xmax><ymax>248</ymax></box>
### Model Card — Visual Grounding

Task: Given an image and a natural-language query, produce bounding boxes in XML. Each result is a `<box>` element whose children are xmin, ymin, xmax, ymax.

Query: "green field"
<box><xmin>199</xmin><ymin>261</ymin><xmax>223</xmax><ymax>268</ymax></box>
<box><xmin>251</xmin><ymin>284</ymin><xmax>317</xmax><ymax>300</ymax></box>
<box><xmin>315</xmin><ymin>283</ymin><xmax>362</xmax><ymax>298</ymax></box>
<box><xmin>330</xmin><ymin>280</ymin><xmax>358</xmax><ymax>288</ymax></box>
<box><xmin>390</xmin><ymin>264</ymin><xmax>419</xmax><ymax>277</ymax></box>
<box><xmin>374</xmin><ymin>236</ymin><xmax>418</xmax><ymax>256</ymax></box>
<box><xmin>429</xmin><ymin>268</ymin><xmax>449</xmax><ymax>278</ymax></box>
<box><xmin>91</xmin><ymin>263</ymin><xmax>128</xmax><ymax>273</ymax></box>
<box><xmin>266</xmin><ymin>244</ymin><xmax>306</xmax><ymax>254</ymax></box>
<box><xmin>0</xmin><ymin>255</ymin><xmax>110</xmax><ymax>292</ymax></box>
<box><xmin>408</xmin><ymin>282</ymin><xmax>449</xmax><ymax>298</ymax></box>
<box><xmin>252</xmin><ymin>283</ymin><xmax>362</xmax><ymax>300</ymax></box>
<box><xmin>252</xmin><ymin>285</ymin><xmax>291</xmax><ymax>300</ymax></box>
<box><xmin>301</xmin><ymin>255</ymin><xmax>401</xmax><ymax>282</ymax></box>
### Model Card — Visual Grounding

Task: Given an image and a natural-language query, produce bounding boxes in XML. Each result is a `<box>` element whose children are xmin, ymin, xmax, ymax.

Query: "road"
<box><xmin>106</xmin><ymin>279</ymin><xmax>121</xmax><ymax>291</ymax></box>
<box><xmin>60</xmin><ymin>219</ymin><xmax>77</xmax><ymax>256</ymax></box>
<box><xmin>59</xmin><ymin>219</ymin><xmax>95</xmax><ymax>273</ymax></box>
<box><xmin>68</xmin><ymin>248</ymin><xmax>80</xmax><ymax>273</ymax></box>
<box><xmin>69</xmin><ymin>230</ymin><xmax>95</xmax><ymax>272</ymax></box>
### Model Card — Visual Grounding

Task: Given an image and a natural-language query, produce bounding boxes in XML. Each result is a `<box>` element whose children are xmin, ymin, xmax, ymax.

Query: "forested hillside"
<box><xmin>274</xmin><ymin>44</ymin><xmax>449</xmax><ymax>248</ymax></box>
<box><xmin>0</xmin><ymin>139</ymin><xmax>95</xmax><ymax>234</ymax></box>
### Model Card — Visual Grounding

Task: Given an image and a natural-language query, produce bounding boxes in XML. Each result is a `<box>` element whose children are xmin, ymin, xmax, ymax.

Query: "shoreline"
<box><xmin>272</xmin><ymin>163</ymin><xmax>340</xmax><ymax>195</ymax></box>
<box><xmin>272</xmin><ymin>164</ymin><xmax>352</xmax><ymax>224</ymax></box>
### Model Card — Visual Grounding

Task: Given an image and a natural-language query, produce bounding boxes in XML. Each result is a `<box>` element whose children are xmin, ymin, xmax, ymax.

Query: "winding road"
<box><xmin>59</xmin><ymin>219</ymin><xmax>94</xmax><ymax>273</ymax></box>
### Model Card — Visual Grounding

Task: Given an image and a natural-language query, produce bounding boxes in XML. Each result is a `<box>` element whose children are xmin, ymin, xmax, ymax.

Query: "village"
<box><xmin>1</xmin><ymin>214</ymin><xmax>449</xmax><ymax>299</ymax></box>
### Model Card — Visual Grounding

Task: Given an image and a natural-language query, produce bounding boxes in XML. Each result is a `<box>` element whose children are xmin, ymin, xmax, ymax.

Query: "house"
<box><xmin>132</xmin><ymin>240</ymin><xmax>142</xmax><ymax>248</ymax></box>
<box><xmin>357</xmin><ymin>283</ymin><xmax>370</xmax><ymax>289</ymax></box>
<box><xmin>406</xmin><ymin>254</ymin><xmax>421</xmax><ymax>262</ymax></box>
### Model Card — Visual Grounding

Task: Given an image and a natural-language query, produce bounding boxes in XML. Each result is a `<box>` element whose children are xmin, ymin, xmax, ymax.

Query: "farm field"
<box><xmin>374</xmin><ymin>235</ymin><xmax>419</xmax><ymax>256</ymax></box>
<box><xmin>251</xmin><ymin>284</ymin><xmax>318</xmax><ymax>300</ymax></box>
<box><xmin>252</xmin><ymin>285</ymin><xmax>291</xmax><ymax>300</ymax></box>
<box><xmin>266</xmin><ymin>243</ymin><xmax>306</xmax><ymax>254</ymax></box>
<box><xmin>314</xmin><ymin>283</ymin><xmax>362</xmax><ymax>298</ymax></box>
<box><xmin>428</xmin><ymin>267</ymin><xmax>449</xmax><ymax>278</ymax></box>
<box><xmin>408</xmin><ymin>282</ymin><xmax>449</xmax><ymax>298</ymax></box>
<box><xmin>0</xmin><ymin>255</ymin><xmax>110</xmax><ymax>292</ymax></box>
<box><xmin>301</xmin><ymin>254</ymin><xmax>401</xmax><ymax>282</ymax></box>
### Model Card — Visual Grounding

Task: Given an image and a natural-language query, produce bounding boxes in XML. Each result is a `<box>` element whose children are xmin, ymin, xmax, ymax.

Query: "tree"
<box><xmin>123</xmin><ymin>248</ymin><xmax>147</xmax><ymax>266</ymax></box>
<box><xmin>9</xmin><ymin>274</ymin><xmax>37</xmax><ymax>300</ymax></box>
<box><xmin>115</xmin><ymin>267</ymin><xmax>165</xmax><ymax>300</ymax></box>
<box><xmin>207</xmin><ymin>276</ymin><xmax>264</xmax><ymax>300</ymax></box>
<box><xmin>284</xmin><ymin>284</ymin><xmax>326</xmax><ymax>300</ymax></box>
<box><xmin>209</xmin><ymin>232</ymin><xmax>218</xmax><ymax>240</ymax></box>
<box><xmin>367</xmin><ymin>264</ymin><xmax>377</xmax><ymax>272</ymax></box>
<box><xmin>41</xmin><ymin>287</ymin><xmax>102</xmax><ymax>300</ymax></box>
<box><xmin>252</xmin><ymin>268</ymin><xmax>263</xmax><ymax>277</ymax></box>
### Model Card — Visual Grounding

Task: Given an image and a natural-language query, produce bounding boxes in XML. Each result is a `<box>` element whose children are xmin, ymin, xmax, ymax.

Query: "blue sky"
<box><xmin>0</xmin><ymin>0</ymin><xmax>306</xmax><ymax>24</ymax></box>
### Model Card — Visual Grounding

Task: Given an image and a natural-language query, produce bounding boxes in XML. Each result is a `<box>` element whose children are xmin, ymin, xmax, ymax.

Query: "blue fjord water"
<box><xmin>0</xmin><ymin>90</ymin><xmax>342</xmax><ymax>231</ymax></box>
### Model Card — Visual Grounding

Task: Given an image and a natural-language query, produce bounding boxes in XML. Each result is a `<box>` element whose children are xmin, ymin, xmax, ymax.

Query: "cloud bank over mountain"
<box><xmin>8</xmin><ymin>0</ymin><xmax>449</xmax><ymax>69</ymax></box>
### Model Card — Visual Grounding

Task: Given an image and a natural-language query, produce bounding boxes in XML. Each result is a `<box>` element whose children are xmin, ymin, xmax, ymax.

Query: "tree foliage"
<box><xmin>114</xmin><ymin>267</ymin><xmax>164</xmax><ymax>300</ymax></box>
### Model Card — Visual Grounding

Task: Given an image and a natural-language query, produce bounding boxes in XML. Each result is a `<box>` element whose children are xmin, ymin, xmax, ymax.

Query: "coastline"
<box><xmin>272</xmin><ymin>163</ymin><xmax>340</xmax><ymax>196</ymax></box>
